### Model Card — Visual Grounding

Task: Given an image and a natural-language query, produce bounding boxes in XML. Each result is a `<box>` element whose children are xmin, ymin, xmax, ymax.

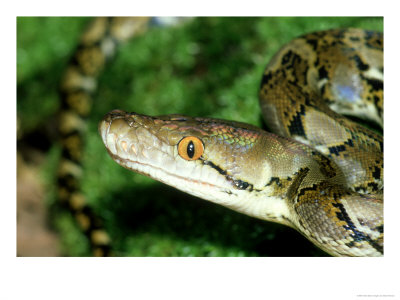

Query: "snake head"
<box><xmin>98</xmin><ymin>109</ymin><xmax>292</xmax><ymax>223</ymax></box>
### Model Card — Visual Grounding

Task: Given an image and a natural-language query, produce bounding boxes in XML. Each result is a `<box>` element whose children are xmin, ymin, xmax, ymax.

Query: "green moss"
<box><xmin>17</xmin><ymin>17</ymin><xmax>90</xmax><ymax>134</ymax></box>
<box><xmin>17</xmin><ymin>17</ymin><xmax>382</xmax><ymax>256</ymax></box>
<box><xmin>53</xmin><ymin>212</ymin><xmax>91</xmax><ymax>256</ymax></box>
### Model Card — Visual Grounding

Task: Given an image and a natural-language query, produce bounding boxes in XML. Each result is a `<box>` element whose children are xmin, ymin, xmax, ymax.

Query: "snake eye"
<box><xmin>178</xmin><ymin>136</ymin><xmax>204</xmax><ymax>161</ymax></box>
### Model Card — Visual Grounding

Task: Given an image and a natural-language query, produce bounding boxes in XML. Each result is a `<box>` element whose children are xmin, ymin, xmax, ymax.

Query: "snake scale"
<box><xmin>59</xmin><ymin>18</ymin><xmax>383</xmax><ymax>257</ymax></box>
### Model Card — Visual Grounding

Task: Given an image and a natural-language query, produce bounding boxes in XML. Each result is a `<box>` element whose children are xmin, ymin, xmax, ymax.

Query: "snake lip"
<box><xmin>114</xmin><ymin>154</ymin><xmax>226</xmax><ymax>191</ymax></box>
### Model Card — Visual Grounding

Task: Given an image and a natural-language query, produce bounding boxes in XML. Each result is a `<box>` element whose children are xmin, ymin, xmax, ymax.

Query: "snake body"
<box><xmin>98</xmin><ymin>28</ymin><xmax>383</xmax><ymax>256</ymax></box>
<box><xmin>58</xmin><ymin>17</ymin><xmax>151</xmax><ymax>256</ymax></box>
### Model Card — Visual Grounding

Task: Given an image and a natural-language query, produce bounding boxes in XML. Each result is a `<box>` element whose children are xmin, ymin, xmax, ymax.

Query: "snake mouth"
<box><xmin>112</xmin><ymin>154</ymin><xmax>221</xmax><ymax>192</ymax></box>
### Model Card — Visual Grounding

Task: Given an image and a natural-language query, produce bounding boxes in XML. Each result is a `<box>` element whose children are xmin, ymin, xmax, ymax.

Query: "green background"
<box><xmin>17</xmin><ymin>17</ymin><xmax>383</xmax><ymax>256</ymax></box>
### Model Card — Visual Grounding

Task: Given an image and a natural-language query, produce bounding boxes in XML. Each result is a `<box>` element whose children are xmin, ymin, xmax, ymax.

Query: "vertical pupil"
<box><xmin>187</xmin><ymin>141</ymin><xmax>195</xmax><ymax>158</ymax></box>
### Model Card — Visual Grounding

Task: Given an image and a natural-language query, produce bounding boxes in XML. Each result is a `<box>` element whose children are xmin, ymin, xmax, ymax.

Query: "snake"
<box><xmin>57</xmin><ymin>17</ymin><xmax>152</xmax><ymax>256</ymax></box>
<box><xmin>59</xmin><ymin>18</ymin><xmax>383</xmax><ymax>257</ymax></box>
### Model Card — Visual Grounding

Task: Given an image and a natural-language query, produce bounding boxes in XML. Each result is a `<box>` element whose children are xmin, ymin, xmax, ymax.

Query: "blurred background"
<box><xmin>17</xmin><ymin>17</ymin><xmax>383</xmax><ymax>256</ymax></box>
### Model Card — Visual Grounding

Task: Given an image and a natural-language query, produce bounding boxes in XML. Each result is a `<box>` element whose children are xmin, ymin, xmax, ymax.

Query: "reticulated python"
<box><xmin>59</xmin><ymin>18</ymin><xmax>383</xmax><ymax>257</ymax></box>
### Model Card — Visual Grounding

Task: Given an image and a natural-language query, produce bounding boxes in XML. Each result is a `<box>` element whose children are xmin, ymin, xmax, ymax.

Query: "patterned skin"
<box><xmin>58</xmin><ymin>18</ymin><xmax>151</xmax><ymax>256</ymax></box>
<box><xmin>259</xmin><ymin>29</ymin><xmax>383</xmax><ymax>195</ymax></box>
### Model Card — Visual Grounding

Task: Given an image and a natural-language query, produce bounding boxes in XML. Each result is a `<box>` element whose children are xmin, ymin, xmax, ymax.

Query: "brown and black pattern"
<box><xmin>57</xmin><ymin>17</ymin><xmax>151</xmax><ymax>256</ymax></box>
<box><xmin>259</xmin><ymin>29</ymin><xmax>383</xmax><ymax>193</ymax></box>
<box><xmin>259</xmin><ymin>28</ymin><xmax>383</xmax><ymax>256</ymax></box>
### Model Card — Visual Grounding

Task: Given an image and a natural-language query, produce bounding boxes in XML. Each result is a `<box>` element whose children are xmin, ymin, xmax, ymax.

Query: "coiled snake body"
<box><xmin>61</xmin><ymin>18</ymin><xmax>383</xmax><ymax>257</ymax></box>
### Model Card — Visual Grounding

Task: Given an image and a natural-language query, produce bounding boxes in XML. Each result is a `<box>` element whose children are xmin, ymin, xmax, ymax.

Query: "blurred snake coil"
<box><xmin>57</xmin><ymin>17</ymin><xmax>383</xmax><ymax>257</ymax></box>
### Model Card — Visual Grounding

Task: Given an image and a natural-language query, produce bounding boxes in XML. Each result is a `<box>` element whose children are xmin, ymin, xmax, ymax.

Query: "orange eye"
<box><xmin>178</xmin><ymin>136</ymin><xmax>204</xmax><ymax>161</ymax></box>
